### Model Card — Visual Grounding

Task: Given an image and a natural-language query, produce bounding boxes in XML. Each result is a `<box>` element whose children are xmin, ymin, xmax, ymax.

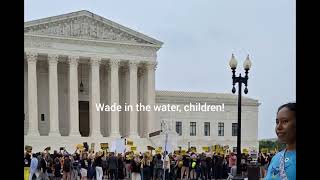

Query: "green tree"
<box><xmin>259</xmin><ymin>140</ymin><xmax>285</xmax><ymax>152</ymax></box>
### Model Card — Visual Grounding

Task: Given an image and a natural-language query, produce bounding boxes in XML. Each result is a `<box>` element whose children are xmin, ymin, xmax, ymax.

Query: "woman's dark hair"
<box><xmin>277</xmin><ymin>102</ymin><xmax>296</xmax><ymax>117</ymax></box>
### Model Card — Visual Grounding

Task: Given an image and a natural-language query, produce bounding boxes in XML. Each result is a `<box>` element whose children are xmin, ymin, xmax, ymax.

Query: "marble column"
<box><xmin>145</xmin><ymin>61</ymin><xmax>157</xmax><ymax>135</ymax></box>
<box><xmin>48</xmin><ymin>54</ymin><xmax>61</xmax><ymax>136</ymax></box>
<box><xmin>90</xmin><ymin>57</ymin><xmax>103</xmax><ymax>138</ymax></box>
<box><xmin>26</xmin><ymin>52</ymin><xmax>40</xmax><ymax>136</ymax></box>
<box><xmin>108</xmin><ymin>59</ymin><xmax>121</xmax><ymax>137</ymax></box>
<box><xmin>128</xmin><ymin>61</ymin><xmax>139</xmax><ymax>138</ymax></box>
<box><xmin>68</xmin><ymin>56</ymin><xmax>80</xmax><ymax>137</ymax></box>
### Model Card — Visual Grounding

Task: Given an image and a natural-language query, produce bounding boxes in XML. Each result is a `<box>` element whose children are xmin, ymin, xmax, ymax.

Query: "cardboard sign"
<box><xmin>127</xmin><ymin>140</ymin><xmax>133</xmax><ymax>146</ymax></box>
<box><xmin>100</xmin><ymin>143</ymin><xmax>108</xmax><ymax>150</ymax></box>
<box><xmin>155</xmin><ymin>149</ymin><xmax>162</xmax><ymax>154</ymax></box>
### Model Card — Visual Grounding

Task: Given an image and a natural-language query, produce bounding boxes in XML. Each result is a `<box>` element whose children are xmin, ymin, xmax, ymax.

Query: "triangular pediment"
<box><xmin>24</xmin><ymin>10</ymin><xmax>163</xmax><ymax>46</ymax></box>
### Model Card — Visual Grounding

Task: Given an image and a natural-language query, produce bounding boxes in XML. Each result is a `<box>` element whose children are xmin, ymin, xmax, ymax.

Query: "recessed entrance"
<box><xmin>79</xmin><ymin>101</ymin><xmax>89</xmax><ymax>137</ymax></box>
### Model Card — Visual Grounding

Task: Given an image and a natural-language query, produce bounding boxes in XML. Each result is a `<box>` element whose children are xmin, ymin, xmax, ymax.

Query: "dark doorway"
<box><xmin>79</xmin><ymin>101</ymin><xmax>89</xmax><ymax>137</ymax></box>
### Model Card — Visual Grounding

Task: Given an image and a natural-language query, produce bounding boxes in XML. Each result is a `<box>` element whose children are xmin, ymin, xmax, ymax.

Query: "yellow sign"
<box><xmin>131</xmin><ymin>146</ymin><xmax>137</xmax><ymax>151</ymax></box>
<box><xmin>181</xmin><ymin>150</ymin><xmax>186</xmax><ymax>155</ymax></box>
<box><xmin>215</xmin><ymin>145</ymin><xmax>220</xmax><ymax>150</ymax></box>
<box><xmin>202</xmin><ymin>146</ymin><xmax>209</xmax><ymax>152</ymax></box>
<box><xmin>261</xmin><ymin>148</ymin><xmax>268</xmax><ymax>154</ymax></box>
<box><xmin>243</xmin><ymin>148</ymin><xmax>249</xmax><ymax>155</ymax></box>
<box><xmin>220</xmin><ymin>149</ymin><xmax>225</xmax><ymax>154</ymax></box>
<box><xmin>100</xmin><ymin>143</ymin><xmax>108</xmax><ymax>150</ymax></box>
<box><xmin>76</xmin><ymin>144</ymin><xmax>84</xmax><ymax>150</ymax></box>
<box><xmin>156</xmin><ymin>149</ymin><xmax>162</xmax><ymax>154</ymax></box>
<box><xmin>127</xmin><ymin>140</ymin><xmax>133</xmax><ymax>146</ymax></box>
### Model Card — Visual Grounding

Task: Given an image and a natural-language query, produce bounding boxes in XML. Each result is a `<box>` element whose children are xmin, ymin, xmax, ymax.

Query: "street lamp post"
<box><xmin>229</xmin><ymin>54</ymin><xmax>252</xmax><ymax>178</ymax></box>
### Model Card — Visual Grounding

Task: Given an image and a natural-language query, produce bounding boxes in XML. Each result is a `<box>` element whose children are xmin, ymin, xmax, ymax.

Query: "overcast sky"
<box><xmin>25</xmin><ymin>0</ymin><xmax>296</xmax><ymax>139</ymax></box>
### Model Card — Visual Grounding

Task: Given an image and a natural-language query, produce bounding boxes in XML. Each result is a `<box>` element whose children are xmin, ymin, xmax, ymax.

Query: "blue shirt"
<box><xmin>30</xmin><ymin>157</ymin><xmax>38</xmax><ymax>173</ymax></box>
<box><xmin>265</xmin><ymin>150</ymin><xmax>296</xmax><ymax>180</ymax></box>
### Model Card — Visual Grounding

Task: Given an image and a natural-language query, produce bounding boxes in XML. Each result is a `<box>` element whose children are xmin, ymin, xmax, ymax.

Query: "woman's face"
<box><xmin>275</xmin><ymin>107</ymin><xmax>296</xmax><ymax>144</ymax></box>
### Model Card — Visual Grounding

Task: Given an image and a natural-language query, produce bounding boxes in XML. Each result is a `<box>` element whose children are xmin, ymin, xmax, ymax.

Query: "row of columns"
<box><xmin>25</xmin><ymin>52</ymin><xmax>157</xmax><ymax>138</ymax></box>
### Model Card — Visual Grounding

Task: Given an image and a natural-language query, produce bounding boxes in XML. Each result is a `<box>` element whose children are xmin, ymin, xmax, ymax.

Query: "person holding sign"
<box><xmin>265</xmin><ymin>102</ymin><xmax>296</xmax><ymax>180</ymax></box>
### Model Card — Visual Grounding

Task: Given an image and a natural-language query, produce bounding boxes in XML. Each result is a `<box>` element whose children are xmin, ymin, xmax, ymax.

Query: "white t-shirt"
<box><xmin>164</xmin><ymin>155</ymin><xmax>170</xmax><ymax>170</ymax></box>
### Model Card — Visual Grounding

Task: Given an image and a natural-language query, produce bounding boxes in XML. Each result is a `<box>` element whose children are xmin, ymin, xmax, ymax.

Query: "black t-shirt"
<box><xmin>24</xmin><ymin>156</ymin><xmax>31</xmax><ymax>167</ymax></box>
<box><xmin>54</xmin><ymin>163</ymin><xmax>62</xmax><ymax>177</ymax></box>
<box><xmin>63</xmin><ymin>158</ymin><xmax>71</xmax><ymax>172</ymax></box>
<box><xmin>81</xmin><ymin>159</ymin><xmax>89</xmax><ymax>169</ymax></box>
<box><xmin>40</xmin><ymin>158</ymin><xmax>47</xmax><ymax>172</ymax></box>
<box><xmin>183</xmin><ymin>156</ymin><xmax>190</xmax><ymax>167</ymax></box>
<box><xmin>131</xmin><ymin>160</ymin><xmax>141</xmax><ymax>173</ymax></box>
<box><xmin>95</xmin><ymin>156</ymin><xmax>102</xmax><ymax>167</ymax></box>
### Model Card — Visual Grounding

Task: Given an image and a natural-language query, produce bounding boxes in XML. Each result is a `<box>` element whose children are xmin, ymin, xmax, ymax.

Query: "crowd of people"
<box><xmin>24</xmin><ymin>102</ymin><xmax>295</xmax><ymax>180</ymax></box>
<box><xmin>24</xmin><ymin>146</ymin><xmax>276</xmax><ymax>180</ymax></box>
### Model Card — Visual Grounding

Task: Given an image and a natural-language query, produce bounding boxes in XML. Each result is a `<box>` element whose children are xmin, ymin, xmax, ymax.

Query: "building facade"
<box><xmin>24</xmin><ymin>10</ymin><xmax>259</xmax><ymax>153</ymax></box>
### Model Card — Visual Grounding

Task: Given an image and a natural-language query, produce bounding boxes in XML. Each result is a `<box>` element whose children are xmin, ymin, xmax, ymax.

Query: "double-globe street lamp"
<box><xmin>229</xmin><ymin>54</ymin><xmax>252</xmax><ymax>178</ymax></box>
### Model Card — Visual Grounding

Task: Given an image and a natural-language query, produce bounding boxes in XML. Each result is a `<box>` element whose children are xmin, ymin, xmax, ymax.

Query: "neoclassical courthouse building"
<box><xmin>24</xmin><ymin>10</ymin><xmax>259</xmax><ymax>153</ymax></box>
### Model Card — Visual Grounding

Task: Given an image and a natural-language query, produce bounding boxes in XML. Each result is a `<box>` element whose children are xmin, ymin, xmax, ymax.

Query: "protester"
<box><xmin>29</xmin><ymin>153</ymin><xmax>38</xmax><ymax>180</ymax></box>
<box><xmin>62</xmin><ymin>154</ymin><xmax>71</xmax><ymax>180</ymax></box>
<box><xmin>108</xmin><ymin>152</ymin><xmax>118</xmax><ymax>180</ymax></box>
<box><xmin>131</xmin><ymin>154</ymin><xmax>141</xmax><ymax>180</ymax></box>
<box><xmin>24</xmin><ymin>152</ymin><xmax>31</xmax><ymax>180</ymax></box>
<box><xmin>265</xmin><ymin>102</ymin><xmax>296</xmax><ymax>180</ymax></box>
